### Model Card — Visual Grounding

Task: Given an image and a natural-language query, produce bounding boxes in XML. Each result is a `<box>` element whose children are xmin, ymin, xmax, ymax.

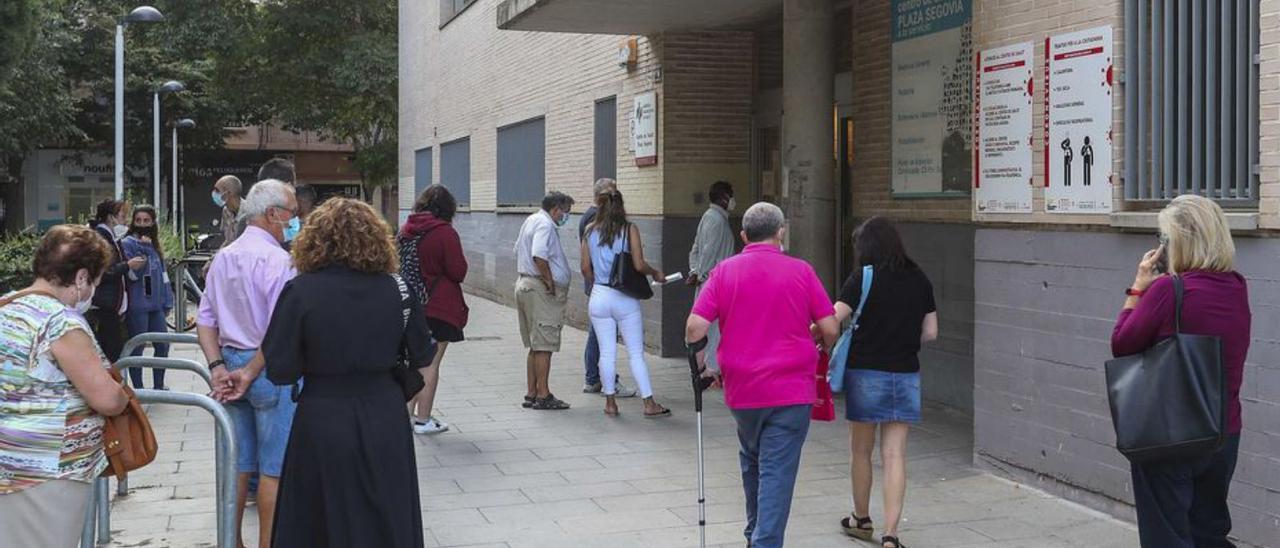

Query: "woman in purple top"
<box><xmin>1111</xmin><ymin>195</ymin><xmax>1250</xmax><ymax>548</ymax></box>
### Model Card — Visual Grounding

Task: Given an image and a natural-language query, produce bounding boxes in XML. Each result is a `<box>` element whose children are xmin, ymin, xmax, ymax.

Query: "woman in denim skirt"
<box><xmin>832</xmin><ymin>217</ymin><xmax>938</xmax><ymax>548</ymax></box>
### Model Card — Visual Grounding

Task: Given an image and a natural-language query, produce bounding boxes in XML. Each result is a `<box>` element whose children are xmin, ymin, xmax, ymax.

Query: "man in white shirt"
<box><xmin>514</xmin><ymin>191</ymin><xmax>576</xmax><ymax>410</ymax></box>
<box><xmin>687</xmin><ymin>180</ymin><xmax>737</xmax><ymax>372</ymax></box>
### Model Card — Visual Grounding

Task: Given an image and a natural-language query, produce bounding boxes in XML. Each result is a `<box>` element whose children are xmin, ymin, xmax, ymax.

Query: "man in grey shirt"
<box><xmin>687</xmin><ymin>180</ymin><xmax>736</xmax><ymax>371</ymax></box>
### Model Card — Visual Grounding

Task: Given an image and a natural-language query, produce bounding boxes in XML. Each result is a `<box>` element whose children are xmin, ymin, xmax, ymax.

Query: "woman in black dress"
<box><xmin>263</xmin><ymin>198</ymin><xmax>435</xmax><ymax>548</ymax></box>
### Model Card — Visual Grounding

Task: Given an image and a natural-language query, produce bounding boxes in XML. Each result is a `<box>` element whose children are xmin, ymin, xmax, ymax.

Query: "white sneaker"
<box><xmin>412</xmin><ymin>418</ymin><xmax>450</xmax><ymax>435</ymax></box>
<box><xmin>613</xmin><ymin>381</ymin><xmax>638</xmax><ymax>398</ymax></box>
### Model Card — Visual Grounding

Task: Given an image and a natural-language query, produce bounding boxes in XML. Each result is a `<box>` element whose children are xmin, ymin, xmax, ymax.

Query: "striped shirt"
<box><xmin>0</xmin><ymin>294</ymin><xmax>109</xmax><ymax>493</ymax></box>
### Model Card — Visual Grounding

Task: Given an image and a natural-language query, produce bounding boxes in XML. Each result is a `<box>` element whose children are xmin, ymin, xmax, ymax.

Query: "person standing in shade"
<box><xmin>686</xmin><ymin>202</ymin><xmax>840</xmax><ymax>548</ymax></box>
<box><xmin>579</xmin><ymin>178</ymin><xmax>635</xmax><ymax>397</ymax></box>
<box><xmin>401</xmin><ymin>185</ymin><xmax>468</xmax><ymax>434</ymax></box>
<box><xmin>264</xmin><ymin>198</ymin><xmax>434</xmax><ymax>548</ymax></box>
<box><xmin>580</xmin><ymin>189</ymin><xmax>669</xmax><ymax>417</ymax></box>
<box><xmin>121</xmin><ymin>205</ymin><xmax>174</xmax><ymax>390</ymax></box>
<box><xmin>197</xmin><ymin>180</ymin><xmax>299</xmax><ymax>548</ymax></box>
<box><xmin>213</xmin><ymin>175</ymin><xmax>246</xmax><ymax>247</ymax></box>
<box><xmin>259</xmin><ymin>158</ymin><xmax>302</xmax><ymax>247</ymax></box>
<box><xmin>514</xmin><ymin>191</ymin><xmax>575</xmax><ymax>411</ymax></box>
<box><xmin>87</xmin><ymin>199</ymin><xmax>143</xmax><ymax>364</ymax></box>
<box><xmin>295</xmin><ymin>184</ymin><xmax>318</xmax><ymax>222</ymax></box>
<box><xmin>834</xmin><ymin>217</ymin><xmax>938</xmax><ymax>548</ymax></box>
<box><xmin>686</xmin><ymin>180</ymin><xmax>736</xmax><ymax>374</ymax></box>
<box><xmin>1112</xmin><ymin>195</ymin><xmax>1250</xmax><ymax>548</ymax></box>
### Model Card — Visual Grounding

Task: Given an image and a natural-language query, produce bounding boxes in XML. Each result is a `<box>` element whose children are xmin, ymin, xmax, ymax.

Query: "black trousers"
<box><xmin>86</xmin><ymin>308</ymin><xmax>125</xmax><ymax>364</ymax></box>
<box><xmin>1131</xmin><ymin>434</ymin><xmax>1241</xmax><ymax>548</ymax></box>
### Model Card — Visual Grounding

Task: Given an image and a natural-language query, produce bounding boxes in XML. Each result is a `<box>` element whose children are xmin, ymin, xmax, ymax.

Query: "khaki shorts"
<box><xmin>515</xmin><ymin>276</ymin><xmax>569</xmax><ymax>352</ymax></box>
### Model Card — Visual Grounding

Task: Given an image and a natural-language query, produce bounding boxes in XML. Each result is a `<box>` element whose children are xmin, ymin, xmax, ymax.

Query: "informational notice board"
<box><xmin>974</xmin><ymin>42</ymin><xmax>1034</xmax><ymax>213</ymax></box>
<box><xmin>1044</xmin><ymin>26</ymin><xmax>1114</xmax><ymax>214</ymax></box>
<box><xmin>890</xmin><ymin>0</ymin><xmax>973</xmax><ymax>197</ymax></box>
<box><xmin>630</xmin><ymin>92</ymin><xmax>657</xmax><ymax>167</ymax></box>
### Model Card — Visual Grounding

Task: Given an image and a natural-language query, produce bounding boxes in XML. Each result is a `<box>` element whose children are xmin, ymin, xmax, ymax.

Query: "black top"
<box><xmin>837</xmin><ymin>266</ymin><xmax>936</xmax><ymax>373</ymax></box>
<box><xmin>89</xmin><ymin>223</ymin><xmax>130</xmax><ymax>312</ymax></box>
<box><xmin>264</xmin><ymin>266</ymin><xmax>435</xmax><ymax>386</ymax></box>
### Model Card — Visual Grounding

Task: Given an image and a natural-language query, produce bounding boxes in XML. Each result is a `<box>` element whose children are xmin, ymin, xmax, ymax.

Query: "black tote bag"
<box><xmin>1104</xmin><ymin>275</ymin><xmax>1226</xmax><ymax>463</ymax></box>
<box><xmin>607</xmin><ymin>224</ymin><xmax>654</xmax><ymax>300</ymax></box>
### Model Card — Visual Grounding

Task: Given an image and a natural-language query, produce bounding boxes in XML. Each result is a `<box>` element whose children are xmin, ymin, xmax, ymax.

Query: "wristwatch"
<box><xmin>1124</xmin><ymin>287</ymin><xmax>1146</xmax><ymax>297</ymax></box>
<box><xmin>208</xmin><ymin>359</ymin><xmax>226</xmax><ymax>369</ymax></box>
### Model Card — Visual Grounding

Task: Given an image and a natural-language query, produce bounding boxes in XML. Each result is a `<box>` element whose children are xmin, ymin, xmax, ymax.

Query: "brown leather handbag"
<box><xmin>99</xmin><ymin>368</ymin><xmax>158</xmax><ymax>479</ymax></box>
<box><xmin>0</xmin><ymin>288</ymin><xmax>158</xmax><ymax>479</ymax></box>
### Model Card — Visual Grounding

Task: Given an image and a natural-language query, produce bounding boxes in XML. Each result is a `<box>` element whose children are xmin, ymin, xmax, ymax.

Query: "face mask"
<box><xmin>283</xmin><ymin>216</ymin><xmax>301</xmax><ymax>242</ymax></box>
<box><xmin>73</xmin><ymin>282</ymin><xmax>94</xmax><ymax>314</ymax></box>
<box><xmin>212</xmin><ymin>190</ymin><xmax>226</xmax><ymax>208</ymax></box>
<box><xmin>726</xmin><ymin>197</ymin><xmax>737</xmax><ymax>212</ymax></box>
<box><xmin>112</xmin><ymin>224</ymin><xmax>128</xmax><ymax>240</ymax></box>
<box><xmin>555</xmin><ymin>211</ymin><xmax>569</xmax><ymax>228</ymax></box>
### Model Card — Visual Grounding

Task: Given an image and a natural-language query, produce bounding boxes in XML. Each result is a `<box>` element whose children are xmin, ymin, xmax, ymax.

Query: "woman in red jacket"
<box><xmin>401</xmin><ymin>185</ymin><xmax>469</xmax><ymax>434</ymax></box>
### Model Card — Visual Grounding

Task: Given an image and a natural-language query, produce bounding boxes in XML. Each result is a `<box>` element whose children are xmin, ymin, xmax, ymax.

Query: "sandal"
<box><xmin>643</xmin><ymin>405</ymin><xmax>672</xmax><ymax>418</ymax></box>
<box><xmin>881</xmin><ymin>535</ymin><xmax>906</xmax><ymax>548</ymax></box>
<box><xmin>840</xmin><ymin>513</ymin><xmax>873</xmax><ymax>540</ymax></box>
<box><xmin>531</xmin><ymin>394</ymin><xmax>571</xmax><ymax>410</ymax></box>
<box><xmin>521</xmin><ymin>395</ymin><xmax>535</xmax><ymax>408</ymax></box>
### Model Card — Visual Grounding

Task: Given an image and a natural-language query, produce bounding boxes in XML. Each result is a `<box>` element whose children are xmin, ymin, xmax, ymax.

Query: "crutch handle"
<box><xmin>686</xmin><ymin>337</ymin><xmax>713</xmax><ymax>411</ymax></box>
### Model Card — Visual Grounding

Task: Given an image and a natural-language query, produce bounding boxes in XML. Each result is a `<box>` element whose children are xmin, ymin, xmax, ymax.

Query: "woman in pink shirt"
<box><xmin>687</xmin><ymin>202</ymin><xmax>839</xmax><ymax>548</ymax></box>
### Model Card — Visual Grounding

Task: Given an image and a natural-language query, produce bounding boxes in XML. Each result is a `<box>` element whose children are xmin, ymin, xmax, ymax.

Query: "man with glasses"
<box><xmin>196</xmin><ymin>179</ymin><xmax>298</xmax><ymax>548</ymax></box>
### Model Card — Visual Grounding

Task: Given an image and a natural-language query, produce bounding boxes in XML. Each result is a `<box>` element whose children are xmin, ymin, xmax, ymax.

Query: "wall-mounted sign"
<box><xmin>975</xmin><ymin>41</ymin><xmax>1034</xmax><ymax>213</ymax></box>
<box><xmin>890</xmin><ymin>0</ymin><xmax>973</xmax><ymax>197</ymax></box>
<box><xmin>1044</xmin><ymin>26</ymin><xmax>1113</xmax><ymax>214</ymax></box>
<box><xmin>631</xmin><ymin>91</ymin><xmax>657</xmax><ymax>167</ymax></box>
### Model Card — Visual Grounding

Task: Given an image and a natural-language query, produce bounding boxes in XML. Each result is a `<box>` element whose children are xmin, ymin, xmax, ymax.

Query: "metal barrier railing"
<box><xmin>114</xmin><ymin>356</ymin><xmax>213</xmax><ymax>390</ymax></box>
<box><xmin>120</xmin><ymin>332</ymin><xmax>200</xmax><ymax>361</ymax></box>
<box><xmin>81</xmin><ymin>390</ymin><xmax>237</xmax><ymax>548</ymax></box>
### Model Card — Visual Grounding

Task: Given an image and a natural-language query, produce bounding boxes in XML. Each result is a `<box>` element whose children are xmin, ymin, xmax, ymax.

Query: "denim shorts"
<box><xmin>844</xmin><ymin>369</ymin><xmax>921</xmax><ymax>424</ymax></box>
<box><xmin>222</xmin><ymin>347</ymin><xmax>297</xmax><ymax>477</ymax></box>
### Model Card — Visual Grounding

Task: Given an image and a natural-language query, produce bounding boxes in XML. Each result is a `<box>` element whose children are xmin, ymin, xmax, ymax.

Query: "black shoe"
<box><xmin>531</xmin><ymin>394</ymin><xmax>571</xmax><ymax>410</ymax></box>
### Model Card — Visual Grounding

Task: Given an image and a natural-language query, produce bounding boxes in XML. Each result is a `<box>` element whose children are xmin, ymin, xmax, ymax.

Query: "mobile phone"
<box><xmin>1153</xmin><ymin>236</ymin><xmax>1168</xmax><ymax>274</ymax></box>
<box><xmin>144</xmin><ymin>274</ymin><xmax>153</xmax><ymax>297</ymax></box>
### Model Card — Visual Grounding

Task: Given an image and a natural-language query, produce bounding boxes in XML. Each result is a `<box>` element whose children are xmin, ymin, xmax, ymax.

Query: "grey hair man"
<box><xmin>514</xmin><ymin>191</ymin><xmax>576</xmax><ymax>410</ymax></box>
<box><xmin>687</xmin><ymin>180</ymin><xmax>737</xmax><ymax>372</ymax></box>
<box><xmin>578</xmin><ymin>178</ymin><xmax>636</xmax><ymax>396</ymax></box>
<box><xmin>196</xmin><ymin>178</ymin><xmax>298</xmax><ymax>548</ymax></box>
<box><xmin>213</xmin><ymin>175</ymin><xmax>246</xmax><ymax>246</ymax></box>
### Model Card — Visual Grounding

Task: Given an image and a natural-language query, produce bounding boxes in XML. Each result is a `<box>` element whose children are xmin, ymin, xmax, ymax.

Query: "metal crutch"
<box><xmin>686</xmin><ymin>337</ymin><xmax>714</xmax><ymax>548</ymax></box>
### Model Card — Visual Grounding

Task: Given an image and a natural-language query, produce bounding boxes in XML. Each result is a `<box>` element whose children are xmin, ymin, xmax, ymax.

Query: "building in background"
<box><xmin>11</xmin><ymin>124</ymin><xmax>364</xmax><ymax>233</ymax></box>
<box><xmin>399</xmin><ymin>1</ymin><xmax>1279</xmax><ymax>543</ymax></box>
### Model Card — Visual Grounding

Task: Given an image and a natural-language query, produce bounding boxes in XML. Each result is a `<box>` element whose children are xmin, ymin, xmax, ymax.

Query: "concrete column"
<box><xmin>782</xmin><ymin>0</ymin><xmax>836</xmax><ymax>291</ymax></box>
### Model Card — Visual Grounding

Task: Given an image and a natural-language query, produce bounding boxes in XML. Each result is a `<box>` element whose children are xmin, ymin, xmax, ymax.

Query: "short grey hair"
<box><xmin>240</xmin><ymin>179</ymin><xmax>294</xmax><ymax>221</ymax></box>
<box><xmin>216</xmin><ymin>175</ymin><xmax>242</xmax><ymax>196</ymax></box>
<box><xmin>541</xmin><ymin>191</ymin><xmax>575</xmax><ymax>212</ymax></box>
<box><xmin>742</xmin><ymin>202</ymin><xmax>785</xmax><ymax>243</ymax></box>
<box><xmin>592</xmin><ymin>178</ymin><xmax>617</xmax><ymax>197</ymax></box>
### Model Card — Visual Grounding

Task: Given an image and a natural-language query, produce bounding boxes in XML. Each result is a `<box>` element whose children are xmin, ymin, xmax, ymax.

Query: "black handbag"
<box><xmin>1104</xmin><ymin>275</ymin><xmax>1226</xmax><ymax>463</ymax></box>
<box><xmin>607</xmin><ymin>224</ymin><xmax>654</xmax><ymax>300</ymax></box>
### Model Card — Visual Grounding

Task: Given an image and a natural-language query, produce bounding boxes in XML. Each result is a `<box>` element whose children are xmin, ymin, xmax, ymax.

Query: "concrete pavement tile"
<box><xmin>457</xmin><ymin>472</ymin><xmax>567</xmax><ymax>493</ymax></box>
<box><xmin>420</xmin><ymin>508</ymin><xmax>489</xmax><ymax>529</ymax></box>
<box><xmin>419</xmin><ymin>478</ymin><xmax>464</xmax><ymax>496</ymax></box>
<box><xmin>531</xmin><ymin>442</ymin><xmax>636</xmax><ymax>460</ymax></box>
<box><xmin>422</xmin><ymin>489</ymin><xmax>530</xmax><ymax>511</ymax></box>
<box><xmin>422</xmin><ymin>463</ymin><xmax>504</xmax><ymax>480</ymax></box>
<box><xmin>496</xmin><ymin>456</ymin><xmax>604</xmax><ymax>475</ymax></box>
<box><xmin>962</xmin><ymin>517</ymin><xmax>1057</xmax><ymax>541</ymax></box>
<box><xmin>167</xmin><ymin>512</ymin><xmax>217</xmax><ymax>532</ymax></box>
<box><xmin>431</xmin><ymin>519</ymin><xmax>560</xmax><ymax>546</ymax></box>
<box><xmin>437</xmin><ymin>449</ymin><xmax>538</xmax><ymax>466</ymax></box>
<box><xmin>479</xmin><ymin>499</ymin><xmax>604</xmax><ymax>523</ymax></box>
<box><xmin>473</xmin><ymin>436</ymin><xmax>573</xmax><ymax>452</ymax></box>
<box><xmin>554</xmin><ymin>508</ymin><xmax>686</xmax><ymax>535</ymax></box>
<box><xmin>521</xmin><ymin>480</ymin><xmax>639</xmax><ymax>503</ymax></box>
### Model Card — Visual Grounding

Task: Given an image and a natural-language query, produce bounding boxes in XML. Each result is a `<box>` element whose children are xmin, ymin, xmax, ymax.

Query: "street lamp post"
<box><xmin>114</xmin><ymin>5</ymin><xmax>164</xmax><ymax>200</ymax></box>
<box><xmin>172</xmin><ymin>118</ymin><xmax>196</xmax><ymax>234</ymax></box>
<box><xmin>153</xmin><ymin>81</ymin><xmax>185</xmax><ymax>214</ymax></box>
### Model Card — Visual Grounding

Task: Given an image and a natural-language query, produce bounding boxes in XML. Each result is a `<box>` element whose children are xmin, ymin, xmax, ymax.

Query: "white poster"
<box><xmin>630</xmin><ymin>91</ymin><xmax>657</xmax><ymax>167</ymax></box>
<box><xmin>975</xmin><ymin>42</ymin><xmax>1034</xmax><ymax>213</ymax></box>
<box><xmin>891</xmin><ymin>0</ymin><xmax>973</xmax><ymax>196</ymax></box>
<box><xmin>1045</xmin><ymin>26</ymin><xmax>1114</xmax><ymax>214</ymax></box>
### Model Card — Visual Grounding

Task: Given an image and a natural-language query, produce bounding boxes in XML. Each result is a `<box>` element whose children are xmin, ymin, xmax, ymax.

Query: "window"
<box><xmin>414</xmin><ymin>147</ymin><xmax>432</xmax><ymax>201</ymax></box>
<box><xmin>1125</xmin><ymin>0</ymin><xmax>1259</xmax><ymax>203</ymax></box>
<box><xmin>594</xmin><ymin>97</ymin><xmax>618</xmax><ymax>181</ymax></box>
<box><xmin>439</xmin><ymin>0</ymin><xmax>476</xmax><ymax>28</ymax></box>
<box><xmin>440</xmin><ymin>138</ymin><xmax>471</xmax><ymax>206</ymax></box>
<box><xmin>497</xmin><ymin>117</ymin><xmax>546</xmax><ymax>207</ymax></box>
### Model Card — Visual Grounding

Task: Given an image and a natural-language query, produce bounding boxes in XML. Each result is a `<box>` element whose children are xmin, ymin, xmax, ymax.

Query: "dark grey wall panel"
<box><xmin>414</xmin><ymin>147</ymin><xmax>432</xmax><ymax>201</ymax></box>
<box><xmin>440</xmin><ymin>138</ymin><xmax>471</xmax><ymax>206</ymax></box>
<box><xmin>594</xmin><ymin>98</ymin><xmax>617</xmax><ymax>181</ymax></box>
<box><xmin>497</xmin><ymin>117</ymin><xmax>546</xmax><ymax>206</ymax></box>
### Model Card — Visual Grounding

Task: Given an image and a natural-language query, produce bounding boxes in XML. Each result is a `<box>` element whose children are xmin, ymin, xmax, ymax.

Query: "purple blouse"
<box><xmin>1111</xmin><ymin>271</ymin><xmax>1251</xmax><ymax>434</ymax></box>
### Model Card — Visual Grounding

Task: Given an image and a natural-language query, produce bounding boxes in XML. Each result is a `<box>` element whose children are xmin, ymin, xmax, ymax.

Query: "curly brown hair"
<box><xmin>290</xmin><ymin>198</ymin><xmax>398</xmax><ymax>274</ymax></box>
<box><xmin>34</xmin><ymin>225</ymin><xmax>114</xmax><ymax>286</ymax></box>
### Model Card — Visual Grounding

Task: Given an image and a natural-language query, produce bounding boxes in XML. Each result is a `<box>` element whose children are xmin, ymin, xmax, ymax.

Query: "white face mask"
<box><xmin>726</xmin><ymin>197</ymin><xmax>737</xmax><ymax>212</ymax></box>
<box><xmin>112</xmin><ymin>224</ymin><xmax>128</xmax><ymax>239</ymax></box>
<box><xmin>73</xmin><ymin>282</ymin><xmax>94</xmax><ymax>314</ymax></box>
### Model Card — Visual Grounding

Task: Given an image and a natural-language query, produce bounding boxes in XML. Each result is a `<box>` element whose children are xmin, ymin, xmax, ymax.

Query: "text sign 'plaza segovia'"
<box><xmin>0</xmin><ymin>0</ymin><xmax>1277</xmax><ymax>547</ymax></box>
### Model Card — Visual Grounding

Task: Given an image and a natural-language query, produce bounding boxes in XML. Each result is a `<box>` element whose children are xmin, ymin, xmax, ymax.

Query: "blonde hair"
<box><xmin>291</xmin><ymin>198</ymin><xmax>398</xmax><ymax>275</ymax></box>
<box><xmin>1157</xmin><ymin>194</ymin><xmax>1235</xmax><ymax>274</ymax></box>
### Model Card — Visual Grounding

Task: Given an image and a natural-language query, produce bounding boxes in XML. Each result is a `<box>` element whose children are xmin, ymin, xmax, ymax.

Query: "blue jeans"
<box><xmin>221</xmin><ymin>347</ymin><xmax>297</xmax><ymax>477</ymax></box>
<box><xmin>125</xmin><ymin>309</ymin><xmax>169</xmax><ymax>389</ymax></box>
<box><xmin>584</xmin><ymin>325</ymin><xmax>601</xmax><ymax>385</ymax></box>
<box><xmin>731</xmin><ymin>404</ymin><xmax>811</xmax><ymax>548</ymax></box>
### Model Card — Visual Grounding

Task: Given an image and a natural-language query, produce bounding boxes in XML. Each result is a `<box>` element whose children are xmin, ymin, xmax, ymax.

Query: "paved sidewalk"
<box><xmin>105</xmin><ymin>296</ymin><xmax>1139</xmax><ymax>547</ymax></box>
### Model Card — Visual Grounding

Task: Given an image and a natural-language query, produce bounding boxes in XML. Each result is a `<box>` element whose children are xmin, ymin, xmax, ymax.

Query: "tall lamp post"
<box><xmin>153</xmin><ymin>80</ymin><xmax>185</xmax><ymax>213</ymax></box>
<box><xmin>172</xmin><ymin>118</ymin><xmax>196</xmax><ymax>234</ymax></box>
<box><xmin>114</xmin><ymin>5</ymin><xmax>164</xmax><ymax>200</ymax></box>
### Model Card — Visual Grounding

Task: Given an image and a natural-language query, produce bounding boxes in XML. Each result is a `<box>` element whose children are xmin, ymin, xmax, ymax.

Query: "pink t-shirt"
<box><xmin>691</xmin><ymin>244</ymin><xmax>835</xmax><ymax>410</ymax></box>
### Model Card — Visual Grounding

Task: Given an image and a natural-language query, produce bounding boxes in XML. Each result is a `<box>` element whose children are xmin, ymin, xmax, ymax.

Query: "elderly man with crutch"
<box><xmin>685</xmin><ymin>202</ymin><xmax>840</xmax><ymax>548</ymax></box>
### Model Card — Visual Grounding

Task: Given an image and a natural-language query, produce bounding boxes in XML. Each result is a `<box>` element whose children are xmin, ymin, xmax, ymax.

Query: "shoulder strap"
<box><xmin>1172</xmin><ymin>275</ymin><xmax>1184</xmax><ymax>333</ymax></box>
<box><xmin>391</xmin><ymin>274</ymin><xmax>411</xmax><ymax>330</ymax></box>
<box><xmin>852</xmin><ymin>265</ymin><xmax>874</xmax><ymax>330</ymax></box>
<box><xmin>0</xmin><ymin>289</ymin><xmax>58</xmax><ymax>309</ymax></box>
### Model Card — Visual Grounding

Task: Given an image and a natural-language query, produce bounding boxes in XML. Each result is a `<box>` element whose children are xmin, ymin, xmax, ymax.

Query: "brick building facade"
<box><xmin>400</xmin><ymin>0</ymin><xmax>1280</xmax><ymax>544</ymax></box>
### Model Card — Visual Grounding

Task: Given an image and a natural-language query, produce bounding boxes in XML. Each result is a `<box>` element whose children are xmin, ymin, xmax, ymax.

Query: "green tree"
<box><xmin>231</xmin><ymin>0</ymin><xmax>397</xmax><ymax>200</ymax></box>
<box><xmin>0</xmin><ymin>0</ymin><xmax>39</xmax><ymax>81</ymax></box>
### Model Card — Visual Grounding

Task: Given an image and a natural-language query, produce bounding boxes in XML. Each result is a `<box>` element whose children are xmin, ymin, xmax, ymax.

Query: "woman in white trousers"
<box><xmin>580</xmin><ymin>190</ymin><xmax>670</xmax><ymax>417</ymax></box>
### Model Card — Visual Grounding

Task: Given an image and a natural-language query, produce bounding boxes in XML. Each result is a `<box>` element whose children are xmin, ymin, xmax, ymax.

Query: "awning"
<box><xmin>497</xmin><ymin>0</ymin><xmax>781</xmax><ymax>35</ymax></box>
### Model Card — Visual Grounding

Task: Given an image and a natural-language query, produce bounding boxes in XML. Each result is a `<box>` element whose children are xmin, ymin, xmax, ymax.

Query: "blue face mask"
<box><xmin>212</xmin><ymin>190</ymin><xmax>226</xmax><ymax>208</ymax></box>
<box><xmin>283</xmin><ymin>216</ymin><xmax>301</xmax><ymax>242</ymax></box>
